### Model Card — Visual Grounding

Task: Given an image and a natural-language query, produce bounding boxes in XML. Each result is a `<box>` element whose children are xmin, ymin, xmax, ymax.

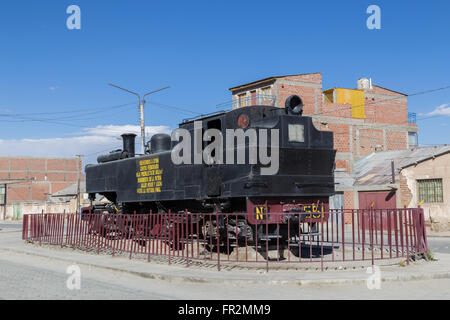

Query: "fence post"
<box><xmin>168</xmin><ymin>210</ymin><xmax>171</xmax><ymax>265</ymax></box>
<box><xmin>185</xmin><ymin>209</ymin><xmax>189</xmax><ymax>268</ymax></box>
<box><xmin>216</xmin><ymin>210</ymin><xmax>221</xmax><ymax>272</ymax></box>
<box><xmin>370</xmin><ymin>209</ymin><xmax>374</xmax><ymax>267</ymax></box>
<box><xmin>341</xmin><ymin>206</ymin><xmax>345</xmax><ymax>262</ymax></box>
<box><xmin>419</xmin><ymin>206</ymin><xmax>429</xmax><ymax>260</ymax></box>
<box><xmin>320</xmin><ymin>212</ymin><xmax>324</xmax><ymax>271</ymax></box>
<box><xmin>404</xmin><ymin>207</ymin><xmax>410</xmax><ymax>265</ymax></box>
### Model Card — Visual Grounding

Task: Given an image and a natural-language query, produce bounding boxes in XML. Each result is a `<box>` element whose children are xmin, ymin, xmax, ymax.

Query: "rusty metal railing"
<box><xmin>22</xmin><ymin>208</ymin><xmax>428</xmax><ymax>272</ymax></box>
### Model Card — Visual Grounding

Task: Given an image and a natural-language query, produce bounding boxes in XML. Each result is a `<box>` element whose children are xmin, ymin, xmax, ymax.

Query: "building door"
<box><xmin>358</xmin><ymin>191</ymin><xmax>396</xmax><ymax>209</ymax></box>
<box><xmin>358</xmin><ymin>191</ymin><xmax>396</xmax><ymax>231</ymax></box>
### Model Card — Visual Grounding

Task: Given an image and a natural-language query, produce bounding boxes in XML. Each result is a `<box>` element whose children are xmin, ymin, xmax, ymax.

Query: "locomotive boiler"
<box><xmin>84</xmin><ymin>95</ymin><xmax>336</xmax><ymax>243</ymax></box>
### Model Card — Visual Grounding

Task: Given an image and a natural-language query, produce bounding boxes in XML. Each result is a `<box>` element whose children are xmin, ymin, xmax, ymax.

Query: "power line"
<box><xmin>0</xmin><ymin>101</ymin><xmax>136</xmax><ymax>118</ymax></box>
<box><xmin>147</xmin><ymin>101</ymin><xmax>201</xmax><ymax>116</ymax></box>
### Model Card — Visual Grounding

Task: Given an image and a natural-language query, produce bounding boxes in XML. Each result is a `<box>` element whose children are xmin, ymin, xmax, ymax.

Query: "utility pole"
<box><xmin>76</xmin><ymin>154</ymin><xmax>83</xmax><ymax>214</ymax></box>
<box><xmin>108</xmin><ymin>83</ymin><xmax>170</xmax><ymax>154</ymax></box>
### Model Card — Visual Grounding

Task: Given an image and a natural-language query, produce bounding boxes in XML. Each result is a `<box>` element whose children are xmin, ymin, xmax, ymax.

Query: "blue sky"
<box><xmin>0</xmin><ymin>0</ymin><xmax>449</xmax><ymax>163</ymax></box>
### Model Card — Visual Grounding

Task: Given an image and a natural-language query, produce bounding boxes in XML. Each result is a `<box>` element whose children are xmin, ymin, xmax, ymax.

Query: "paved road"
<box><xmin>428</xmin><ymin>237</ymin><xmax>450</xmax><ymax>254</ymax></box>
<box><xmin>1</xmin><ymin>221</ymin><xmax>449</xmax><ymax>299</ymax></box>
<box><xmin>0</xmin><ymin>249</ymin><xmax>449</xmax><ymax>300</ymax></box>
<box><xmin>0</xmin><ymin>222</ymin><xmax>22</xmax><ymax>233</ymax></box>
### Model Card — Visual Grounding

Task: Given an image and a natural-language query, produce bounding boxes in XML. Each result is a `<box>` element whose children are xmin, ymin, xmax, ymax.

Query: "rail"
<box><xmin>22</xmin><ymin>208</ymin><xmax>428</xmax><ymax>272</ymax></box>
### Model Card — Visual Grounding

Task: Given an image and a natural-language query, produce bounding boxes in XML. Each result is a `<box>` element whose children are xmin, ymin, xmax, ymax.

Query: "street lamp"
<box><xmin>108</xmin><ymin>83</ymin><xmax>170</xmax><ymax>154</ymax></box>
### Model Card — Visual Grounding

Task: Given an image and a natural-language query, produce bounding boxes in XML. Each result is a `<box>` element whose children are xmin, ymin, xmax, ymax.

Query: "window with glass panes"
<box><xmin>417</xmin><ymin>179</ymin><xmax>443</xmax><ymax>203</ymax></box>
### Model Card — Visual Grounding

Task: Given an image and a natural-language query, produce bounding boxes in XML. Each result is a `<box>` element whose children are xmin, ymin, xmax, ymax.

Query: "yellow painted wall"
<box><xmin>335</xmin><ymin>88</ymin><xmax>365</xmax><ymax>119</ymax></box>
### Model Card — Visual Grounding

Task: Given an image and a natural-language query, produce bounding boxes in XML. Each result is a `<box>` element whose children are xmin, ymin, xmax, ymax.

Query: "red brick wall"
<box><xmin>0</xmin><ymin>157</ymin><xmax>82</xmax><ymax>203</ymax></box>
<box><xmin>0</xmin><ymin>159</ymin><xmax>9</xmax><ymax>170</ymax></box>
<box><xmin>277</xmin><ymin>83</ymin><xmax>316</xmax><ymax>115</ymax></box>
<box><xmin>7</xmin><ymin>184</ymin><xmax>31</xmax><ymax>201</ymax></box>
<box><xmin>343</xmin><ymin>191</ymin><xmax>355</xmax><ymax>223</ymax></box>
<box><xmin>358</xmin><ymin>129</ymin><xmax>384</xmax><ymax>156</ymax></box>
<box><xmin>29</xmin><ymin>159</ymin><xmax>46</xmax><ymax>171</ymax></box>
<box><xmin>47</xmin><ymin>159</ymin><xmax>65</xmax><ymax>171</ymax></box>
<box><xmin>327</xmin><ymin>123</ymin><xmax>351</xmax><ymax>153</ymax></box>
<box><xmin>365</xmin><ymin>87</ymin><xmax>408</xmax><ymax>125</ymax></box>
<box><xmin>320</xmin><ymin>103</ymin><xmax>353</xmax><ymax>118</ymax></box>
<box><xmin>344</xmin><ymin>191</ymin><xmax>354</xmax><ymax>209</ymax></box>
<box><xmin>283</xmin><ymin>73</ymin><xmax>322</xmax><ymax>84</ymax></box>
<box><xmin>335</xmin><ymin>160</ymin><xmax>350</xmax><ymax>173</ymax></box>
<box><xmin>399</xmin><ymin>174</ymin><xmax>413</xmax><ymax>206</ymax></box>
<box><xmin>386</xmin><ymin>130</ymin><xmax>407</xmax><ymax>151</ymax></box>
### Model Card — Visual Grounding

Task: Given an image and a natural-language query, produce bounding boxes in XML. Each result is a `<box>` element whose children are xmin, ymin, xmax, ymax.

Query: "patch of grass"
<box><xmin>424</xmin><ymin>250</ymin><xmax>437</xmax><ymax>261</ymax></box>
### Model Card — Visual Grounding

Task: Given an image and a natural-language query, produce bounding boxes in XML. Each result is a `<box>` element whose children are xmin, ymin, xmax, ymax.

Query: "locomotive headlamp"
<box><xmin>237</xmin><ymin>114</ymin><xmax>250</xmax><ymax>128</ymax></box>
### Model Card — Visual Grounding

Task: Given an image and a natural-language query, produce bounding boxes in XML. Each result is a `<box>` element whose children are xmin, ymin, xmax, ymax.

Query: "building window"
<box><xmin>417</xmin><ymin>179</ymin><xmax>443</xmax><ymax>203</ymax></box>
<box><xmin>0</xmin><ymin>184</ymin><xmax>5</xmax><ymax>205</ymax></box>
<box><xmin>261</xmin><ymin>86</ymin><xmax>272</xmax><ymax>101</ymax></box>
<box><xmin>238</xmin><ymin>93</ymin><xmax>247</xmax><ymax>108</ymax></box>
<box><xmin>408</xmin><ymin>132</ymin><xmax>418</xmax><ymax>146</ymax></box>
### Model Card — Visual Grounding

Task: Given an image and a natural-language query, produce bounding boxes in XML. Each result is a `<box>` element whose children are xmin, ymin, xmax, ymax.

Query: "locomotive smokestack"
<box><xmin>121</xmin><ymin>133</ymin><xmax>137</xmax><ymax>157</ymax></box>
<box><xmin>285</xmin><ymin>95</ymin><xmax>304</xmax><ymax>115</ymax></box>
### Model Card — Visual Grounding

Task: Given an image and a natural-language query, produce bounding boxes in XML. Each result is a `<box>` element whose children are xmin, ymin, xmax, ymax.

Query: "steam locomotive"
<box><xmin>84</xmin><ymin>95</ymin><xmax>336</xmax><ymax>242</ymax></box>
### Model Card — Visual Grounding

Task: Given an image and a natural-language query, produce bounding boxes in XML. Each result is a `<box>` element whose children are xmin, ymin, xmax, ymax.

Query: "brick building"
<box><xmin>0</xmin><ymin>157</ymin><xmax>83</xmax><ymax>220</ymax></box>
<box><xmin>227</xmin><ymin>72</ymin><xmax>419</xmax><ymax>209</ymax></box>
<box><xmin>354</xmin><ymin>146</ymin><xmax>450</xmax><ymax>231</ymax></box>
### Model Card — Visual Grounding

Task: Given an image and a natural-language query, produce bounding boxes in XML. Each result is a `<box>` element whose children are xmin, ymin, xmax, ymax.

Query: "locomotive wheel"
<box><xmin>202</xmin><ymin>220</ymin><xmax>218</xmax><ymax>252</ymax></box>
<box><xmin>235</xmin><ymin>219</ymin><xmax>254</xmax><ymax>244</ymax></box>
<box><xmin>201</xmin><ymin>220</ymin><xmax>232</xmax><ymax>253</ymax></box>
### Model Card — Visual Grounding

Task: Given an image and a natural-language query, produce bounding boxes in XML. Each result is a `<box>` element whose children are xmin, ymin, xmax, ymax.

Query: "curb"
<box><xmin>1</xmin><ymin>246</ymin><xmax>449</xmax><ymax>287</ymax></box>
<box><xmin>428</xmin><ymin>235</ymin><xmax>450</xmax><ymax>238</ymax></box>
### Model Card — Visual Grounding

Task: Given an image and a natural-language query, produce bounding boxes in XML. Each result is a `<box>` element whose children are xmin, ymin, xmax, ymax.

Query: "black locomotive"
<box><xmin>84</xmin><ymin>95</ymin><xmax>336</xmax><ymax>242</ymax></box>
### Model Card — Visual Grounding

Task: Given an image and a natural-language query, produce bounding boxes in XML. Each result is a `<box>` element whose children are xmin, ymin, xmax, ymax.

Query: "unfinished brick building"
<box><xmin>0</xmin><ymin>157</ymin><xmax>82</xmax><ymax>219</ymax></box>
<box><xmin>227</xmin><ymin>73</ymin><xmax>419</xmax><ymax>209</ymax></box>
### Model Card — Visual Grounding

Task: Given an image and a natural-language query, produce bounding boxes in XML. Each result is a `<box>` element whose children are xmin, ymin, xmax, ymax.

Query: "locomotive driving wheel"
<box><xmin>201</xmin><ymin>217</ymin><xmax>253</xmax><ymax>252</ymax></box>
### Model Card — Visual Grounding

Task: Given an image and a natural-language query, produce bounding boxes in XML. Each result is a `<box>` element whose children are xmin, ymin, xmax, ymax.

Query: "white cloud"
<box><xmin>420</xmin><ymin>103</ymin><xmax>450</xmax><ymax>117</ymax></box>
<box><xmin>81</xmin><ymin>125</ymin><xmax>170</xmax><ymax>137</ymax></box>
<box><xmin>0</xmin><ymin>124</ymin><xmax>171</xmax><ymax>166</ymax></box>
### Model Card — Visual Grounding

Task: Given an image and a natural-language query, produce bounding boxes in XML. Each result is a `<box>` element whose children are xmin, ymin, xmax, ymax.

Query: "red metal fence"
<box><xmin>22</xmin><ymin>208</ymin><xmax>429</xmax><ymax>271</ymax></box>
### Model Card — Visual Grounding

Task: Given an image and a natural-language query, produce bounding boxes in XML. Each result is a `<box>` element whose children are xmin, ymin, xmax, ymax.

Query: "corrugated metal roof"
<box><xmin>353</xmin><ymin>145</ymin><xmax>450</xmax><ymax>186</ymax></box>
